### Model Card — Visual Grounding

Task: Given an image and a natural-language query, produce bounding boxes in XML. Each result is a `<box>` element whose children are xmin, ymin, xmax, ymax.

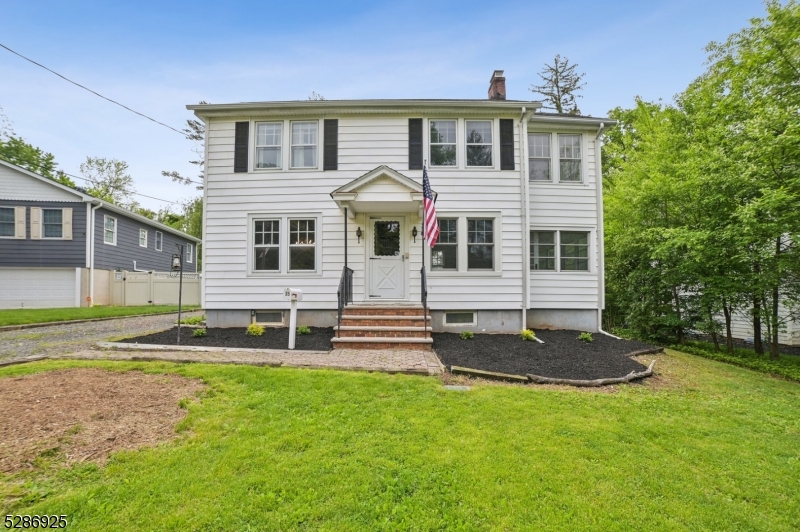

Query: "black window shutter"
<box><xmin>500</xmin><ymin>119</ymin><xmax>514</xmax><ymax>170</ymax></box>
<box><xmin>234</xmin><ymin>121</ymin><xmax>249</xmax><ymax>173</ymax></box>
<box><xmin>408</xmin><ymin>118</ymin><xmax>423</xmax><ymax>170</ymax></box>
<box><xmin>324</xmin><ymin>119</ymin><xmax>338</xmax><ymax>171</ymax></box>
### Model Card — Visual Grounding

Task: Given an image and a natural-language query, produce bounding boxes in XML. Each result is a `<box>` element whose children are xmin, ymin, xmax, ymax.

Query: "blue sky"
<box><xmin>1</xmin><ymin>0</ymin><xmax>767</xmax><ymax>210</ymax></box>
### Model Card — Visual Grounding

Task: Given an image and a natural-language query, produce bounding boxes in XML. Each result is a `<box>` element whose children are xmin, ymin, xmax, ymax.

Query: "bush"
<box><xmin>520</xmin><ymin>329</ymin><xmax>536</xmax><ymax>341</ymax></box>
<box><xmin>246</xmin><ymin>323</ymin><xmax>264</xmax><ymax>337</ymax></box>
<box><xmin>180</xmin><ymin>315</ymin><xmax>206</xmax><ymax>325</ymax></box>
<box><xmin>460</xmin><ymin>331</ymin><xmax>474</xmax><ymax>340</ymax></box>
<box><xmin>192</xmin><ymin>328</ymin><xmax>207</xmax><ymax>337</ymax></box>
<box><xmin>671</xmin><ymin>341</ymin><xmax>800</xmax><ymax>382</ymax></box>
<box><xmin>297</xmin><ymin>325</ymin><xmax>311</xmax><ymax>335</ymax></box>
<box><xmin>578</xmin><ymin>332</ymin><xmax>593</xmax><ymax>343</ymax></box>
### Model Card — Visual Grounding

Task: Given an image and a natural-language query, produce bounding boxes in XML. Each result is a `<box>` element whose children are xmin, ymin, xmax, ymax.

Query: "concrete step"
<box><xmin>331</xmin><ymin>336</ymin><xmax>434</xmax><ymax>350</ymax></box>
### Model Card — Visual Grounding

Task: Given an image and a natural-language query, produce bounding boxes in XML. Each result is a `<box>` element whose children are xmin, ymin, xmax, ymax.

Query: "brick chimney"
<box><xmin>488</xmin><ymin>70</ymin><xmax>506</xmax><ymax>100</ymax></box>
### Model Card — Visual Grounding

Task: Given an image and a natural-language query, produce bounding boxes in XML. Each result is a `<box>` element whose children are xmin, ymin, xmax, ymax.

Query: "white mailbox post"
<box><xmin>284</xmin><ymin>288</ymin><xmax>303</xmax><ymax>349</ymax></box>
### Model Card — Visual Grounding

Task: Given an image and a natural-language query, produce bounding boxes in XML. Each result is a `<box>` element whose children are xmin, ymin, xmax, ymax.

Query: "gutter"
<box><xmin>519</xmin><ymin>106</ymin><xmax>533</xmax><ymax>329</ymax></box>
<box><xmin>593</xmin><ymin>123</ymin><xmax>620</xmax><ymax>339</ymax></box>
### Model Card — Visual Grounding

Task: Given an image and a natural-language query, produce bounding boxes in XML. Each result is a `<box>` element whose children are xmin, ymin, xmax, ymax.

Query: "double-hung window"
<box><xmin>558</xmin><ymin>134</ymin><xmax>582</xmax><ymax>182</ymax></box>
<box><xmin>139</xmin><ymin>228</ymin><xmax>148</xmax><ymax>247</ymax></box>
<box><xmin>0</xmin><ymin>207</ymin><xmax>14</xmax><ymax>237</ymax></box>
<box><xmin>431</xmin><ymin>219</ymin><xmax>457</xmax><ymax>270</ymax></box>
<box><xmin>254</xmin><ymin>220</ymin><xmax>280</xmax><ymax>271</ymax></box>
<box><xmin>187</xmin><ymin>243</ymin><xmax>194</xmax><ymax>263</ymax></box>
<box><xmin>529</xmin><ymin>230</ymin><xmax>590</xmax><ymax>271</ymax></box>
<box><xmin>42</xmin><ymin>209</ymin><xmax>63</xmax><ymax>238</ymax></box>
<box><xmin>103</xmin><ymin>216</ymin><xmax>117</xmax><ymax>245</ymax></box>
<box><xmin>429</xmin><ymin>120</ymin><xmax>456</xmax><ymax>166</ymax></box>
<box><xmin>528</xmin><ymin>133</ymin><xmax>551</xmax><ymax>181</ymax></box>
<box><xmin>467</xmin><ymin>219</ymin><xmax>494</xmax><ymax>270</ymax></box>
<box><xmin>155</xmin><ymin>231</ymin><xmax>163</xmax><ymax>251</ymax></box>
<box><xmin>289</xmin><ymin>219</ymin><xmax>315</xmax><ymax>271</ymax></box>
<box><xmin>466</xmin><ymin>121</ymin><xmax>492</xmax><ymax>167</ymax></box>
<box><xmin>256</xmin><ymin>122</ymin><xmax>282</xmax><ymax>169</ymax></box>
<box><xmin>291</xmin><ymin>121</ymin><xmax>317</xmax><ymax>168</ymax></box>
<box><xmin>530</xmin><ymin>231</ymin><xmax>556</xmax><ymax>270</ymax></box>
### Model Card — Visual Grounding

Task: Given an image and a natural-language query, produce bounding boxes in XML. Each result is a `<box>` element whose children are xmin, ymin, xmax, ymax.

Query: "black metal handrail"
<box><xmin>420</xmin><ymin>265</ymin><xmax>428</xmax><ymax>338</ymax></box>
<box><xmin>337</xmin><ymin>266</ymin><xmax>353</xmax><ymax>338</ymax></box>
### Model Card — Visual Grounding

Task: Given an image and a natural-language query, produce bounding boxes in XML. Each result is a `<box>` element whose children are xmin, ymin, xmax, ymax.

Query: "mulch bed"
<box><xmin>121</xmin><ymin>327</ymin><xmax>334</xmax><ymax>352</ymax></box>
<box><xmin>0</xmin><ymin>368</ymin><xmax>204</xmax><ymax>472</ymax></box>
<box><xmin>433</xmin><ymin>329</ymin><xmax>660</xmax><ymax>380</ymax></box>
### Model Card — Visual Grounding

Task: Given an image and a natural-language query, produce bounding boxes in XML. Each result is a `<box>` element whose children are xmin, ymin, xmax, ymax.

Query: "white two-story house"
<box><xmin>190</xmin><ymin>71</ymin><xmax>612</xmax><ymax>347</ymax></box>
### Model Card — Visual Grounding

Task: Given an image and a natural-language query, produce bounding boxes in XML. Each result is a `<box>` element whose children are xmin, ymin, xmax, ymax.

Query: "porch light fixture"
<box><xmin>171</xmin><ymin>254</ymin><xmax>181</xmax><ymax>271</ymax></box>
<box><xmin>356</xmin><ymin>227</ymin><xmax>362</xmax><ymax>244</ymax></box>
<box><xmin>412</xmin><ymin>226</ymin><xmax>418</xmax><ymax>243</ymax></box>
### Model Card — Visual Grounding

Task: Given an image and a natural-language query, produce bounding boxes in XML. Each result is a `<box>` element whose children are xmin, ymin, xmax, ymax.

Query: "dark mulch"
<box><xmin>433</xmin><ymin>329</ymin><xmax>660</xmax><ymax>380</ymax></box>
<box><xmin>120</xmin><ymin>327</ymin><xmax>334</xmax><ymax>352</ymax></box>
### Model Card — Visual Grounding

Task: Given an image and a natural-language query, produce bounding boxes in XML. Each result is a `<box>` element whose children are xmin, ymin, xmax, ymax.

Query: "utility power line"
<box><xmin>0</xmin><ymin>42</ymin><xmax>187</xmax><ymax>138</ymax></box>
<box><xmin>60</xmin><ymin>171</ymin><xmax>182</xmax><ymax>205</ymax></box>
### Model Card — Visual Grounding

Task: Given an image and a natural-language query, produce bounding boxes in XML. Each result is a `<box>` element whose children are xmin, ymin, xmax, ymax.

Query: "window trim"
<box><xmin>139</xmin><ymin>228</ymin><xmax>148</xmax><ymax>248</ymax></box>
<box><xmin>289</xmin><ymin>120</ymin><xmax>319</xmax><ymax>170</ymax></box>
<box><xmin>253</xmin><ymin>219</ymin><xmax>281</xmax><ymax>272</ymax></box>
<box><xmin>558</xmin><ymin>133</ymin><xmax>583</xmax><ymax>183</ymax></box>
<box><xmin>247</xmin><ymin>212</ymin><xmax>322</xmax><ymax>276</ymax></box>
<box><xmin>528</xmin><ymin>132</ymin><xmax>552</xmax><ymax>182</ymax></box>
<box><xmin>443</xmin><ymin>311</ymin><xmax>477</xmax><ymax>327</ymax></box>
<box><xmin>103</xmin><ymin>215</ymin><xmax>117</xmax><ymax>246</ymax></box>
<box><xmin>254</xmin><ymin>121</ymin><xmax>283</xmax><ymax>171</ymax></box>
<box><xmin>427</xmin><ymin>211</ymin><xmax>503</xmax><ymax>277</ymax></box>
<box><xmin>252</xmin><ymin>310</ymin><xmax>285</xmax><ymax>326</ymax></box>
<box><xmin>529</xmin><ymin>228</ymin><xmax>593</xmax><ymax>273</ymax></box>
<box><xmin>186</xmin><ymin>243</ymin><xmax>194</xmax><ymax>264</ymax></box>
<box><xmin>428</xmin><ymin>118</ymin><xmax>458</xmax><ymax>167</ymax></box>
<box><xmin>41</xmin><ymin>208</ymin><xmax>64</xmax><ymax>240</ymax></box>
<box><xmin>465</xmin><ymin>119</ymin><xmax>494</xmax><ymax>168</ymax></box>
<box><xmin>0</xmin><ymin>206</ymin><xmax>16</xmax><ymax>239</ymax></box>
<box><xmin>155</xmin><ymin>231</ymin><xmax>163</xmax><ymax>251</ymax></box>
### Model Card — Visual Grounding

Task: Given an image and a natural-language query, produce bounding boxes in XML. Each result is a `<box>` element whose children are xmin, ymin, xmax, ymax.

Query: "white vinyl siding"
<box><xmin>139</xmin><ymin>228</ymin><xmax>148</xmax><ymax>247</ymax></box>
<box><xmin>104</xmin><ymin>215</ymin><xmax>117</xmax><ymax>245</ymax></box>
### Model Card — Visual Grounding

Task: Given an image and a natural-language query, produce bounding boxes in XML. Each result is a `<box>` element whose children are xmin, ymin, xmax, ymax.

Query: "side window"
<box><xmin>0</xmin><ymin>207</ymin><xmax>15</xmax><ymax>237</ymax></box>
<box><xmin>289</xmin><ymin>219</ymin><xmax>315</xmax><ymax>271</ymax></box>
<box><xmin>43</xmin><ymin>209</ymin><xmax>63</xmax><ymax>238</ymax></box>
<box><xmin>560</xmin><ymin>231</ymin><xmax>589</xmax><ymax>271</ymax></box>
<box><xmin>103</xmin><ymin>216</ymin><xmax>117</xmax><ymax>245</ymax></box>
<box><xmin>187</xmin><ymin>243</ymin><xmax>194</xmax><ymax>263</ymax></box>
<box><xmin>429</xmin><ymin>120</ymin><xmax>456</xmax><ymax>166</ymax></box>
<box><xmin>255</xmin><ymin>122</ymin><xmax>282</xmax><ymax>169</ymax></box>
<box><xmin>431</xmin><ymin>219</ymin><xmax>457</xmax><ymax>270</ymax></box>
<box><xmin>254</xmin><ymin>220</ymin><xmax>279</xmax><ymax>271</ymax></box>
<box><xmin>155</xmin><ymin>231</ymin><xmax>163</xmax><ymax>251</ymax></box>
<box><xmin>530</xmin><ymin>231</ymin><xmax>556</xmax><ymax>270</ymax></box>
<box><xmin>467</xmin><ymin>219</ymin><xmax>494</xmax><ymax>270</ymax></box>
<box><xmin>558</xmin><ymin>134</ymin><xmax>582</xmax><ymax>182</ymax></box>
<box><xmin>528</xmin><ymin>134</ymin><xmax>551</xmax><ymax>181</ymax></box>
<box><xmin>466</xmin><ymin>121</ymin><xmax>492</xmax><ymax>167</ymax></box>
<box><xmin>139</xmin><ymin>228</ymin><xmax>148</xmax><ymax>247</ymax></box>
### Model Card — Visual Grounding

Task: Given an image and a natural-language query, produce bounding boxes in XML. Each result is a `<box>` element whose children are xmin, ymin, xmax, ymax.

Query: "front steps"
<box><xmin>332</xmin><ymin>304</ymin><xmax>433</xmax><ymax>350</ymax></box>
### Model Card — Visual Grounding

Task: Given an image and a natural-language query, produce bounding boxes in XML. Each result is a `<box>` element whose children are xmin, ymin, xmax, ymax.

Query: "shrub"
<box><xmin>297</xmin><ymin>325</ymin><xmax>311</xmax><ymax>335</ymax></box>
<box><xmin>180</xmin><ymin>315</ymin><xmax>206</xmax><ymax>325</ymax></box>
<box><xmin>246</xmin><ymin>323</ymin><xmax>265</xmax><ymax>337</ymax></box>
<box><xmin>520</xmin><ymin>329</ymin><xmax>536</xmax><ymax>341</ymax></box>
<box><xmin>192</xmin><ymin>328</ymin><xmax>207</xmax><ymax>337</ymax></box>
<box><xmin>460</xmin><ymin>331</ymin><xmax>474</xmax><ymax>340</ymax></box>
<box><xmin>578</xmin><ymin>332</ymin><xmax>593</xmax><ymax>343</ymax></box>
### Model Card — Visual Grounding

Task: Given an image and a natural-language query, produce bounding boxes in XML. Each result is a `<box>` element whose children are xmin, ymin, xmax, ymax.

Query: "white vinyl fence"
<box><xmin>111</xmin><ymin>271</ymin><xmax>201</xmax><ymax>307</ymax></box>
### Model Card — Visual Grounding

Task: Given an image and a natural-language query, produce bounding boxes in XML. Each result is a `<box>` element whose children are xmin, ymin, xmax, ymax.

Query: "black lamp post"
<box><xmin>171</xmin><ymin>245</ymin><xmax>184</xmax><ymax>344</ymax></box>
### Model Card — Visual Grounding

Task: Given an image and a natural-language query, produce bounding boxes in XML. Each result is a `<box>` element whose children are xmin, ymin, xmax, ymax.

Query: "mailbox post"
<box><xmin>284</xmin><ymin>288</ymin><xmax>303</xmax><ymax>349</ymax></box>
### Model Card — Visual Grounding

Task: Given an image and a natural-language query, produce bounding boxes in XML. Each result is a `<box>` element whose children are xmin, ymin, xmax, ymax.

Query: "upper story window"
<box><xmin>289</xmin><ymin>219</ymin><xmax>315</xmax><ymax>271</ymax></box>
<box><xmin>0</xmin><ymin>207</ymin><xmax>14</xmax><ymax>237</ymax></box>
<box><xmin>467</xmin><ymin>219</ymin><xmax>494</xmax><ymax>270</ymax></box>
<box><xmin>256</xmin><ymin>122</ymin><xmax>282</xmax><ymax>169</ymax></box>
<box><xmin>431</xmin><ymin>219</ymin><xmax>457</xmax><ymax>270</ymax></box>
<box><xmin>139</xmin><ymin>228</ymin><xmax>148</xmax><ymax>247</ymax></box>
<box><xmin>528</xmin><ymin>133</ymin><xmax>551</xmax><ymax>181</ymax></box>
<box><xmin>430</xmin><ymin>120</ymin><xmax>456</xmax><ymax>166</ymax></box>
<box><xmin>254</xmin><ymin>220</ymin><xmax>280</xmax><ymax>271</ymax></box>
<box><xmin>558</xmin><ymin>134</ymin><xmax>582</xmax><ymax>182</ymax></box>
<box><xmin>466</xmin><ymin>121</ymin><xmax>492</xmax><ymax>167</ymax></box>
<box><xmin>291</xmin><ymin>121</ymin><xmax>317</xmax><ymax>168</ymax></box>
<box><xmin>187</xmin><ymin>243</ymin><xmax>194</xmax><ymax>263</ymax></box>
<box><xmin>42</xmin><ymin>209</ymin><xmax>63</xmax><ymax>239</ymax></box>
<box><xmin>104</xmin><ymin>215</ymin><xmax>117</xmax><ymax>245</ymax></box>
<box><xmin>155</xmin><ymin>231</ymin><xmax>163</xmax><ymax>251</ymax></box>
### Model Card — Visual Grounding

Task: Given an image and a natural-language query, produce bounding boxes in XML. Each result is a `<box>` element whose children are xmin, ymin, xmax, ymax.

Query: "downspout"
<box><xmin>89</xmin><ymin>201</ymin><xmax>102</xmax><ymax>307</ymax></box>
<box><xmin>519</xmin><ymin>106</ymin><xmax>532</xmax><ymax>329</ymax></box>
<box><xmin>593</xmin><ymin>123</ymin><xmax>620</xmax><ymax>339</ymax></box>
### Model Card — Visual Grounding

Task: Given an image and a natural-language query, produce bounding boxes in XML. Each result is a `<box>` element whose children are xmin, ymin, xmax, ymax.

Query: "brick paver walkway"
<box><xmin>45</xmin><ymin>343</ymin><xmax>443</xmax><ymax>375</ymax></box>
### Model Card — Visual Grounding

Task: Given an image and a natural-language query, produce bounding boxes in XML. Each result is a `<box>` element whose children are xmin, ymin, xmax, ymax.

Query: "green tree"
<box><xmin>80</xmin><ymin>157</ymin><xmax>136</xmax><ymax>207</ymax></box>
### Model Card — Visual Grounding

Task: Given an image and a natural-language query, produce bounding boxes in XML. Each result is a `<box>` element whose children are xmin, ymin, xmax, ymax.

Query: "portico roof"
<box><xmin>330</xmin><ymin>165</ymin><xmax>436</xmax><ymax>218</ymax></box>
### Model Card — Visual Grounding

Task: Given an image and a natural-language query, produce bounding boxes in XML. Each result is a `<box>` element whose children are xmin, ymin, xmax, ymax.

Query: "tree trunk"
<box><xmin>722</xmin><ymin>298</ymin><xmax>734</xmax><ymax>354</ymax></box>
<box><xmin>672</xmin><ymin>285</ymin><xmax>684</xmax><ymax>345</ymax></box>
<box><xmin>753</xmin><ymin>293</ymin><xmax>764</xmax><ymax>355</ymax></box>
<box><xmin>709</xmin><ymin>307</ymin><xmax>720</xmax><ymax>351</ymax></box>
<box><xmin>771</xmin><ymin>284</ymin><xmax>780</xmax><ymax>360</ymax></box>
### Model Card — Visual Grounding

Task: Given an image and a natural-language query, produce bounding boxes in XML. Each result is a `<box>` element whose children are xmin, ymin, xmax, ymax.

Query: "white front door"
<box><xmin>368</xmin><ymin>217</ymin><xmax>406</xmax><ymax>299</ymax></box>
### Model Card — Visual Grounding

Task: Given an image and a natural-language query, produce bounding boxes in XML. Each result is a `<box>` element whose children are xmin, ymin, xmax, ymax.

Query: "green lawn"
<box><xmin>0</xmin><ymin>306</ymin><xmax>200</xmax><ymax>327</ymax></box>
<box><xmin>1</xmin><ymin>351</ymin><xmax>798</xmax><ymax>531</ymax></box>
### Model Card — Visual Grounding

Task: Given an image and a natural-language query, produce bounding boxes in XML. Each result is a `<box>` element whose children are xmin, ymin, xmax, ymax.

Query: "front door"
<box><xmin>369</xmin><ymin>217</ymin><xmax>406</xmax><ymax>299</ymax></box>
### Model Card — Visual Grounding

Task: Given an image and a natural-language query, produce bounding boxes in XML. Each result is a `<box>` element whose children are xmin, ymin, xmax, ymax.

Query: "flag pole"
<box><xmin>422</xmin><ymin>161</ymin><xmax>427</xmax><ymax>337</ymax></box>
<box><xmin>422</xmin><ymin>160</ymin><xmax>426</xmax><ymax>276</ymax></box>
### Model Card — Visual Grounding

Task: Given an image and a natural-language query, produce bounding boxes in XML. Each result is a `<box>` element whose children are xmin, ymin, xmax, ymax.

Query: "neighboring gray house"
<box><xmin>0</xmin><ymin>159</ymin><xmax>201</xmax><ymax>309</ymax></box>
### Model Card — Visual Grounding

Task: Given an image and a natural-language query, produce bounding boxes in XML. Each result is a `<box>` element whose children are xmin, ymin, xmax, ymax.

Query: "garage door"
<box><xmin>0</xmin><ymin>268</ymin><xmax>79</xmax><ymax>309</ymax></box>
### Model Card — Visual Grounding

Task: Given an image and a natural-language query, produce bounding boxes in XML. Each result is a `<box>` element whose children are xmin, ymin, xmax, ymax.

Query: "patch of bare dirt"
<box><xmin>0</xmin><ymin>368</ymin><xmax>205</xmax><ymax>473</ymax></box>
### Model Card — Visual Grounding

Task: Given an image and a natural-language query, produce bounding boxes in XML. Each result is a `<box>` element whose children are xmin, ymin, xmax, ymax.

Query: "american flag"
<box><xmin>422</xmin><ymin>165</ymin><xmax>439</xmax><ymax>247</ymax></box>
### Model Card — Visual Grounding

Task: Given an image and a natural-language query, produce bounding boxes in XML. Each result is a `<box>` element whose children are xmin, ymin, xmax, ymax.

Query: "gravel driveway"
<box><xmin>0</xmin><ymin>311</ymin><xmax>202</xmax><ymax>363</ymax></box>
